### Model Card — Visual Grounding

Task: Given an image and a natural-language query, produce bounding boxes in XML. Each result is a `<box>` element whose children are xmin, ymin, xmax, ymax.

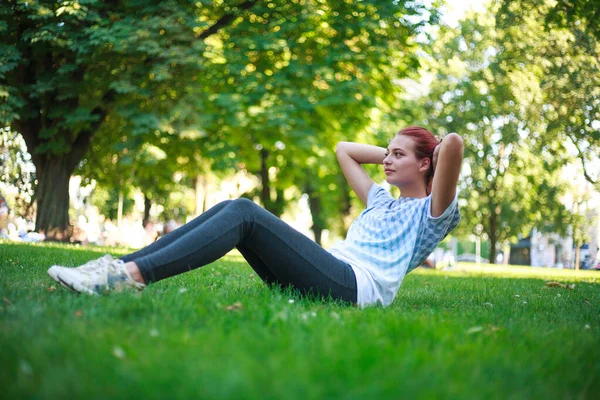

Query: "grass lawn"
<box><xmin>1</xmin><ymin>241</ymin><xmax>599</xmax><ymax>399</ymax></box>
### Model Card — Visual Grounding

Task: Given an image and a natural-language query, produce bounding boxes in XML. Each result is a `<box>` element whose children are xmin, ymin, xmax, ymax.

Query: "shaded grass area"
<box><xmin>1</xmin><ymin>241</ymin><xmax>599</xmax><ymax>399</ymax></box>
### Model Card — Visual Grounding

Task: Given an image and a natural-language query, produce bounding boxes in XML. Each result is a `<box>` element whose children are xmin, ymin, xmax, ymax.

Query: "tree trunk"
<box><xmin>503</xmin><ymin>243</ymin><xmax>510</xmax><ymax>265</ymax></box>
<box><xmin>488</xmin><ymin>201</ymin><xmax>498</xmax><ymax>264</ymax></box>
<box><xmin>476</xmin><ymin>235</ymin><xmax>481</xmax><ymax>266</ymax></box>
<box><xmin>259</xmin><ymin>148</ymin><xmax>271</xmax><ymax>210</ymax></box>
<box><xmin>305</xmin><ymin>181</ymin><xmax>325</xmax><ymax>245</ymax></box>
<box><xmin>16</xmin><ymin>112</ymin><xmax>100</xmax><ymax>241</ymax></box>
<box><xmin>272</xmin><ymin>187</ymin><xmax>285</xmax><ymax>218</ymax></box>
<box><xmin>117</xmin><ymin>191</ymin><xmax>124</xmax><ymax>227</ymax></box>
<box><xmin>143</xmin><ymin>194</ymin><xmax>152</xmax><ymax>228</ymax></box>
<box><xmin>257</xmin><ymin>149</ymin><xmax>285</xmax><ymax>217</ymax></box>
<box><xmin>34</xmin><ymin>157</ymin><xmax>73</xmax><ymax>241</ymax></box>
<box><xmin>195</xmin><ymin>175</ymin><xmax>208</xmax><ymax>215</ymax></box>
<box><xmin>259</xmin><ymin>147</ymin><xmax>289</xmax><ymax>217</ymax></box>
<box><xmin>337</xmin><ymin>172</ymin><xmax>352</xmax><ymax>236</ymax></box>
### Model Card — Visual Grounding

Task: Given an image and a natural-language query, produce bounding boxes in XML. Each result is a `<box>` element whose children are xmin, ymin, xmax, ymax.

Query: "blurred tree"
<box><xmin>497</xmin><ymin>0</ymin><xmax>600</xmax><ymax>190</ymax></box>
<box><xmin>179</xmin><ymin>0</ymin><xmax>433</xmax><ymax>236</ymax></box>
<box><xmin>406</xmin><ymin>8</ymin><xmax>570</xmax><ymax>263</ymax></box>
<box><xmin>0</xmin><ymin>0</ymin><xmax>211</xmax><ymax>239</ymax></box>
<box><xmin>513</xmin><ymin>0</ymin><xmax>600</xmax><ymax>41</ymax></box>
<box><xmin>1</xmin><ymin>0</ymin><xmax>434</xmax><ymax>240</ymax></box>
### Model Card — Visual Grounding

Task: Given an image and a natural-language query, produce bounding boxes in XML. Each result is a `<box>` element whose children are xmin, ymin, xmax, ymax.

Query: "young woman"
<box><xmin>48</xmin><ymin>126</ymin><xmax>463</xmax><ymax>307</ymax></box>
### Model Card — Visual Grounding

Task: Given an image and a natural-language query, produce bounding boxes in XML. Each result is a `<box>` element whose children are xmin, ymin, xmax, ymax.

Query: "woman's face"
<box><xmin>383</xmin><ymin>135</ymin><xmax>430</xmax><ymax>188</ymax></box>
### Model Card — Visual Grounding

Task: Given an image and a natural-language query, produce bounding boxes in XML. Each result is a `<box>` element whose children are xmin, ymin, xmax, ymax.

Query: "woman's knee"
<box><xmin>230</xmin><ymin>198</ymin><xmax>260</xmax><ymax>212</ymax></box>
<box><xmin>217</xmin><ymin>199</ymin><xmax>234</xmax><ymax>207</ymax></box>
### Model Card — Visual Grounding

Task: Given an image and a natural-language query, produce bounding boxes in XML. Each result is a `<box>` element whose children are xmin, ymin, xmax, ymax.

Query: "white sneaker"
<box><xmin>47</xmin><ymin>254</ymin><xmax>146</xmax><ymax>295</ymax></box>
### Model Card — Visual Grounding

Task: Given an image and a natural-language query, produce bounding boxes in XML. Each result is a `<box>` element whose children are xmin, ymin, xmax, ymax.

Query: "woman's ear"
<box><xmin>419</xmin><ymin>157</ymin><xmax>431</xmax><ymax>172</ymax></box>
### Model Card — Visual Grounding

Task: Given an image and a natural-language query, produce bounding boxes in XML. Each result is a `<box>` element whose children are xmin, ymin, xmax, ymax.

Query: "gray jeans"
<box><xmin>121</xmin><ymin>199</ymin><xmax>357</xmax><ymax>303</ymax></box>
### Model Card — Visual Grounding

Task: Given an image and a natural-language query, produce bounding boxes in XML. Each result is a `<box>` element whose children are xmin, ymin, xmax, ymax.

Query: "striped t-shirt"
<box><xmin>328</xmin><ymin>183</ymin><xmax>461</xmax><ymax>307</ymax></box>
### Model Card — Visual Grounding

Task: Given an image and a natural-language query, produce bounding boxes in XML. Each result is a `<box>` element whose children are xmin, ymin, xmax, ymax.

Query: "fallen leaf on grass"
<box><xmin>224</xmin><ymin>301</ymin><xmax>243</xmax><ymax>311</ymax></box>
<box><xmin>74</xmin><ymin>310</ymin><xmax>83</xmax><ymax>317</ymax></box>
<box><xmin>48</xmin><ymin>286</ymin><xmax>57</xmax><ymax>292</ymax></box>
<box><xmin>545</xmin><ymin>281</ymin><xmax>575</xmax><ymax>290</ymax></box>
<box><xmin>467</xmin><ymin>325</ymin><xmax>501</xmax><ymax>335</ymax></box>
<box><xmin>466</xmin><ymin>326</ymin><xmax>484</xmax><ymax>335</ymax></box>
<box><xmin>112</xmin><ymin>346</ymin><xmax>126</xmax><ymax>359</ymax></box>
<box><xmin>3</xmin><ymin>297</ymin><xmax>11</xmax><ymax>306</ymax></box>
<box><xmin>19</xmin><ymin>360</ymin><xmax>32</xmax><ymax>375</ymax></box>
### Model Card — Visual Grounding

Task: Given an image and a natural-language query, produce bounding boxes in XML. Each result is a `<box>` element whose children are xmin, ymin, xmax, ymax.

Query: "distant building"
<box><xmin>510</xmin><ymin>219</ymin><xmax>600</xmax><ymax>268</ymax></box>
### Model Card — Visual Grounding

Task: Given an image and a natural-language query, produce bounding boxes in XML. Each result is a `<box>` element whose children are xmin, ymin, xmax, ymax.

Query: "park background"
<box><xmin>1</xmin><ymin>1</ymin><xmax>600</xmax><ymax>399</ymax></box>
<box><xmin>2</xmin><ymin>0</ymin><xmax>599</xmax><ymax>269</ymax></box>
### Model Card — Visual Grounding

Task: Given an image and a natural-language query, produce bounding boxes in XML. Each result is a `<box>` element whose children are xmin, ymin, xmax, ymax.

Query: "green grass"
<box><xmin>1</xmin><ymin>241</ymin><xmax>599</xmax><ymax>399</ymax></box>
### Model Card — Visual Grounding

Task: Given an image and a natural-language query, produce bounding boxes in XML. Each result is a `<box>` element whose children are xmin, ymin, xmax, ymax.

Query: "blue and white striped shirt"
<box><xmin>328</xmin><ymin>183</ymin><xmax>461</xmax><ymax>307</ymax></box>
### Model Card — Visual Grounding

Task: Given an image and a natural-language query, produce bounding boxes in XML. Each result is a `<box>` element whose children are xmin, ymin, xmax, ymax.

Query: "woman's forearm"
<box><xmin>335</xmin><ymin>142</ymin><xmax>386</xmax><ymax>165</ymax></box>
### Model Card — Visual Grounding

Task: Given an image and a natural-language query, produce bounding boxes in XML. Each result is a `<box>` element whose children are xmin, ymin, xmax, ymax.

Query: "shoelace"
<box><xmin>83</xmin><ymin>257</ymin><xmax>126</xmax><ymax>287</ymax></box>
<box><xmin>78</xmin><ymin>254</ymin><xmax>143</xmax><ymax>290</ymax></box>
<box><xmin>78</xmin><ymin>254</ymin><xmax>115</xmax><ymax>272</ymax></box>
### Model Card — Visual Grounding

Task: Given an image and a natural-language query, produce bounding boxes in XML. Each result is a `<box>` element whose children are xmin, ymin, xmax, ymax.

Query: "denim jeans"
<box><xmin>121</xmin><ymin>199</ymin><xmax>357</xmax><ymax>303</ymax></box>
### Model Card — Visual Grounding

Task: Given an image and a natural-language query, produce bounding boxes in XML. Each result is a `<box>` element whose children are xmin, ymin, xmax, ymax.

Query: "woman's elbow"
<box><xmin>443</xmin><ymin>133</ymin><xmax>464</xmax><ymax>154</ymax></box>
<box><xmin>335</xmin><ymin>142</ymin><xmax>349</xmax><ymax>155</ymax></box>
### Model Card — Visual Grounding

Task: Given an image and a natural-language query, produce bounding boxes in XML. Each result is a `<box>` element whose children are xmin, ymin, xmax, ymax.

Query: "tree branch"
<box><xmin>567</xmin><ymin>134</ymin><xmax>598</xmax><ymax>186</ymax></box>
<box><xmin>68</xmin><ymin>90</ymin><xmax>117</xmax><ymax>171</ymax></box>
<box><xmin>197</xmin><ymin>0</ymin><xmax>259</xmax><ymax>39</ymax></box>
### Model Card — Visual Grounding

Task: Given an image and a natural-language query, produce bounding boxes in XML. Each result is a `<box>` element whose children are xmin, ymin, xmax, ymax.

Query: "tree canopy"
<box><xmin>1</xmin><ymin>0</ymin><xmax>597</xmax><ymax>258</ymax></box>
<box><xmin>1</xmin><ymin>0</ymin><xmax>431</xmax><ymax>240</ymax></box>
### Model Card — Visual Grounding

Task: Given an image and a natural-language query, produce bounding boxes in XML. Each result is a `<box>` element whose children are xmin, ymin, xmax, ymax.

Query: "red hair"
<box><xmin>397</xmin><ymin>126</ymin><xmax>440</xmax><ymax>195</ymax></box>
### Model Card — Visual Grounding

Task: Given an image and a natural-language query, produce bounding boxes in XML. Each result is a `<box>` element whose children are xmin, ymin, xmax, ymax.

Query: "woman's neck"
<box><xmin>397</xmin><ymin>183</ymin><xmax>427</xmax><ymax>199</ymax></box>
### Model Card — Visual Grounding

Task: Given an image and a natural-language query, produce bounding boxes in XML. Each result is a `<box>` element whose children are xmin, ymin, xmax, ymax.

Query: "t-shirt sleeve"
<box><xmin>423</xmin><ymin>193</ymin><xmax>461</xmax><ymax>242</ymax></box>
<box><xmin>427</xmin><ymin>194</ymin><xmax>460</xmax><ymax>225</ymax></box>
<box><xmin>367</xmin><ymin>183</ymin><xmax>393</xmax><ymax>208</ymax></box>
<box><xmin>407</xmin><ymin>194</ymin><xmax>461</xmax><ymax>272</ymax></box>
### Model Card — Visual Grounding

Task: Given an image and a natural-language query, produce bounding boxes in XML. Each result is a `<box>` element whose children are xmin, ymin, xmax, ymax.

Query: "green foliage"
<box><xmin>511</xmin><ymin>0</ymin><xmax>600</xmax><ymax>41</ymax></box>
<box><xmin>403</xmin><ymin>6</ymin><xmax>572</xmax><ymax>261</ymax></box>
<box><xmin>1</xmin><ymin>0</ymin><xmax>216</xmax><ymax>235</ymax></box>
<box><xmin>90</xmin><ymin>185</ymin><xmax>135</xmax><ymax>222</ymax></box>
<box><xmin>2</xmin><ymin>0</ymin><xmax>205</xmax><ymax>154</ymax></box>
<box><xmin>179</xmin><ymin>0</ymin><xmax>432</xmax><ymax>224</ymax></box>
<box><xmin>1</xmin><ymin>0</ymin><xmax>436</xmax><ymax>233</ymax></box>
<box><xmin>498</xmin><ymin>0</ymin><xmax>600</xmax><ymax>189</ymax></box>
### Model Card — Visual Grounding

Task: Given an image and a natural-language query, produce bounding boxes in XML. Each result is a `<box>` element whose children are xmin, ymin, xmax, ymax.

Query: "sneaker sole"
<box><xmin>48</xmin><ymin>267</ymin><xmax>72</xmax><ymax>290</ymax></box>
<box><xmin>47</xmin><ymin>267</ymin><xmax>99</xmax><ymax>296</ymax></box>
<box><xmin>58</xmin><ymin>274</ymin><xmax>99</xmax><ymax>295</ymax></box>
<box><xmin>56</xmin><ymin>275</ymin><xmax>80</xmax><ymax>293</ymax></box>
